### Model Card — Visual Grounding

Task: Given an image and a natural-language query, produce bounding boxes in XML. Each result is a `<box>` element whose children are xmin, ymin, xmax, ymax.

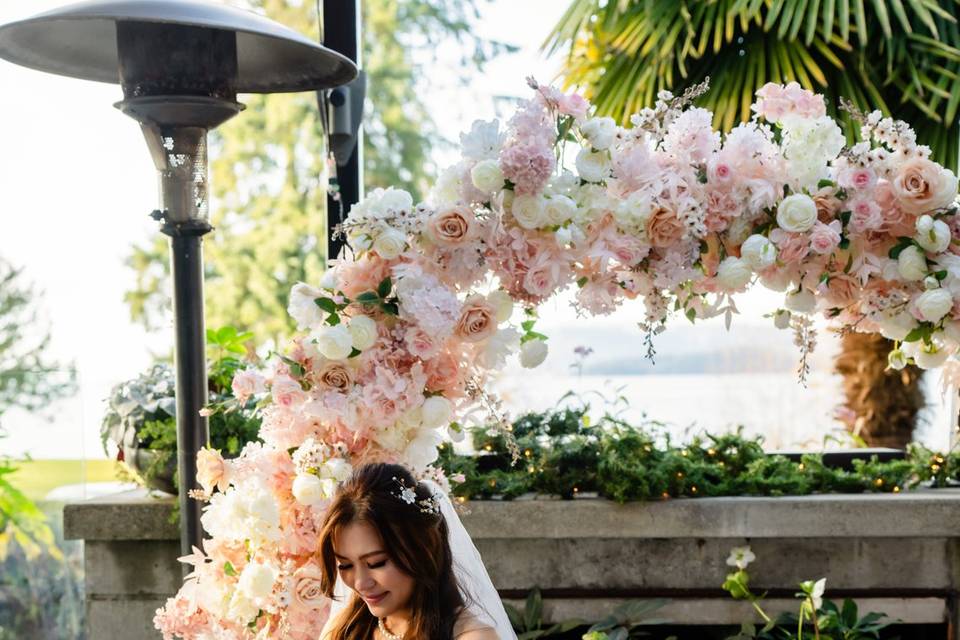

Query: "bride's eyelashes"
<box><xmin>337</xmin><ymin>559</ymin><xmax>388</xmax><ymax>571</ymax></box>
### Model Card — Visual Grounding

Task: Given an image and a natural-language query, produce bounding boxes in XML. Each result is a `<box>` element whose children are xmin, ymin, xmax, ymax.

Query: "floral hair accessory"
<box><xmin>391</xmin><ymin>476</ymin><xmax>441</xmax><ymax>515</ymax></box>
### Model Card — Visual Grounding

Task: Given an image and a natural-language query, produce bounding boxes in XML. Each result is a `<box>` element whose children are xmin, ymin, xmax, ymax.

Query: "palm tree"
<box><xmin>545</xmin><ymin>0</ymin><xmax>960</xmax><ymax>447</ymax></box>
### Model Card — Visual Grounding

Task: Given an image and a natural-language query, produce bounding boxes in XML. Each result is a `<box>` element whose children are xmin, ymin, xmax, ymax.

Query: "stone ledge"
<box><xmin>63</xmin><ymin>487</ymin><xmax>960</xmax><ymax>541</ymax></box>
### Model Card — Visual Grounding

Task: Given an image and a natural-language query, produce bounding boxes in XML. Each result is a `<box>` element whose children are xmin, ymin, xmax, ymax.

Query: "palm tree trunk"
<box><xmin>834</xmin><ymin>332</ymin><xmax>924</xmax><ymax>449</ymax></box>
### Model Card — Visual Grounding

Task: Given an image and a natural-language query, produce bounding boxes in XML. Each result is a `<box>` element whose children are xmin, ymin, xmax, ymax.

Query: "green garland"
<box><xmin>437</xmin><ymin>403</ymin><xmax>959</xmax><ymax>503</ymax></box>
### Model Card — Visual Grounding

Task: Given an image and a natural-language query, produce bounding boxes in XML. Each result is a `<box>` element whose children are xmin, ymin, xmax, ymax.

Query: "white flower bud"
<box><xmin>897</xmin><ymin>245</ymin><xmax>928</xmax><ymax>281</ymax></box>
<box><xmin>773</xmin><ymin>309</ymin><xmax>791</xmax><ymax>330</ymax></box>
<box><xmin>347</xmin><ymin>315</ymin><xmax>378</xmax><ymax>350</ymax></box>
<box><xmin>579</xmin><ymin>116</ymin><xmax>617</xmax><ymax>150</ymax></box>
<box><xmin>915</xmin><ymin>218</ymin><xmax>951</xmax><ymax>254</ymax></box>
<box><xmin>486</xmin><ymin>289</ymin><xmax>514</xmax><ymax>323</ymax></box>
<box><xmin>740</xmin><ymin>234</ymin><xmax>777</xmax><ymax>270</ymax></box>
<box><xmin>519</xmin><ymin>338</ymin><xmax>549</xmax><ymax>368</ymax></box>
<box><xmin>716</xmin><ymin>257</ymin><xmax>753</xmax><ymax>291</ymax></box>
<box><xmin>887</xmin><ymin>349</ymin><xmax>908</xmax><ymax>371</ymax></box>
<box><xmin>914</xmin><ymin>288</ymin><xmax>953</xmax><ymax>323</ymax></box>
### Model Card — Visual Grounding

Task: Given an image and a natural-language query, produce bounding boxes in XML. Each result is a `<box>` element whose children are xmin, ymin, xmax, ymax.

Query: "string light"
<box><xmin>798</xmin><ymin>463</ymin><xmax>806</xmax><ymax>471</ymax></box>
<box><xmin>661</xmin><ymin>491</ymin><xmax>670</xmax><ymax>499</ymax></box>
<box><xmin>690</xmin><ymin>485</ymin><xmax>698</xmax><ymax>494</ymax></box>
<box><xmin>874</xmin><ymin>478</ymin><xmax>883</xmax><ymax>487</ymax></box>
<box><xmin>893</xmin><ymin>486</ymin><xmax>901</xmax><ymax>493</ymax></box>
<box><xmin>484</xmin><ymin>444</ymin><xmax>493</xmax><ymax>452</ymax></box>
<box><xmin>524</xmin><ymin>449</ymin><xmax>532</xmax><ymax>458</ymax></box>
<box><xmin>707</xmin><ymin>448</ymin><xmax>716</xmax><ymax>456</ymax></box>
<box><xmin>675</xmin><ymin>471</ymin><xmax>684</xmax><ymax>479</ymax></box>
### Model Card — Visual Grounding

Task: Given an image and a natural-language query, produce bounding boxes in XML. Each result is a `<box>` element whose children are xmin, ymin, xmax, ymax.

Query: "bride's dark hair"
<box><xmin>317</xmin><ymin>462</ymin><xmax>467</xmax><ymax>640</ymax></box>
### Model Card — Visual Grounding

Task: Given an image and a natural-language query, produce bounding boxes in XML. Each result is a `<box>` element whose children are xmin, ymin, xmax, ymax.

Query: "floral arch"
<box><xmin>155</xmin><ymin>78</ymin><xmax>960</xmax><ymax>639</ymax></box>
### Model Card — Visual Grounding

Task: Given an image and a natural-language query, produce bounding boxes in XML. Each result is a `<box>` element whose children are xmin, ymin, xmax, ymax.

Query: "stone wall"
<box><xmin>64</xmin><ymin>489</ymin><xmax>960</xmax><ymax>638</ymax></box>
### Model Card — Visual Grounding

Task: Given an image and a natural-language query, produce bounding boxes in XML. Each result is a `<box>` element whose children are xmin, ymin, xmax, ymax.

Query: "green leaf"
<box><xmin>315</xmin><ymin>297</ymin><xmax>339</xmax><ymax>313</ymax></box>
<box><xmin>325</xmin><ymin>313</ymin><xmax>341</xmax><ymax>326</ymax></box>
<box><xmin>224</xmin><ymin>561</ymin><xmax>237</xmax><ymax>576</ymax></box>
<box><xmin>356</xmin><ymin>291</ymin><xmax>380</xmax><ymax>303</ymax></box>
<box><xmin>524</xmin><ymin>587</ymin><xmax>543</xmax><ymax>630</ymax></box>
<box><xmin>348</xmin><ymin>347</ymin><xmax>362</xmax><ymax>359</ymax></box>
<box><xmin>381</xmin><ymin>302</ymin><xmax>400</xmax><ymax>316</ymax></box>
<box><xmin>377</xmin><ymin>277</ymin><xmax>393</xmax><ymax>299</ymax></box>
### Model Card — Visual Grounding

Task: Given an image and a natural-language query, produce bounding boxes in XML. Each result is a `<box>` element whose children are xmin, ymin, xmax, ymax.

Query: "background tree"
<box><xmin>546</xmin><ymin>0</ymin><xmax>960</xmax><ymax>447</ymax></box>
<box><xmin>125</xmin><ymin>0</ymin><xmax>512</xmax><ymax>349</ymax></box>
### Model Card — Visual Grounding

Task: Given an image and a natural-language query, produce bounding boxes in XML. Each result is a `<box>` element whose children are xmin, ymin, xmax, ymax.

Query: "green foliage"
<box><xmin>124</xmin><ymin>0</ymin><xmax>513</xmax><ymax>348</ymax></box>
<box><xmin>100</xmin><ymin>326</ymin><xmax>263</xmax><ymax>490</ymax></box>
<box><xmin>546</xmin><ymin>0</ymin><xmax>960</xmax><ymax>170</ymax></box>
<box><xmin>438</xmin><ymin>400</ymin><xmax>959</xmax><ymax>502</ymax></box>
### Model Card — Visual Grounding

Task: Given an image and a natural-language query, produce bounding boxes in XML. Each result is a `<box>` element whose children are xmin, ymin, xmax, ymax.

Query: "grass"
<box><xmin>7</xmin><ymin>459</ymin><xmax>119</xmax><ymax>501</ymax></box>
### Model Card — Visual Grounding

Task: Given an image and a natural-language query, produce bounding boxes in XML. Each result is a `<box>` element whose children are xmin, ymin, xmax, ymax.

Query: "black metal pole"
<box><xmin>323</xmin><ymin>0</ymin><xmax>362</xmax><ymax>261</ymax></box>
<box><xmin>165</xmin><ymin>224</ymin><xmax>211</xmax><ymax>562</ymax></box>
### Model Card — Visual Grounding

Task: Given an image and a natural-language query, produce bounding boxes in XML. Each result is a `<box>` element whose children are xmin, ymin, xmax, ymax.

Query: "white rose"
<box><xmin>716</xmin><ymin>257</ymin><xmax>753</xmax><ymax>291</ymax></box>
<box><xmin>917</xmin><ymin>215</ymin><xmax>934</xmax><ymax>234</ymax></box>
<box><xmin>914</xmin><ymin>288</ymin><xmax>953</xmax><ymax>323</ymax></box>
<box><xmin>740</xmin><ymin>235</ymin><xmax>777</xmax><ymax>270</ymax></box>
<box><xmin>543</xmin><ymin>195</ymin><xmax>578</xmax><ymax>226</ymax></box>
<box><xmin>470</xmin><ymin>159</ymin><xmax>505</xmax><ymax>194</ymax></box>
<box><xmin>351</xmin><ymin>234</ymin><xmax>373</xmax><ymax>252</ymax></box>
<box><xmin>511</xmin><ymin>194</ymin><xmax>546</xmax><ymax>229</ymax></box>
<box><xmin>897</xmin><ymin>245</ymin><xmax>928</xmax><ymax>281</ymax></box>
<box><xmin>347</xmin><ymin>315</ymin><xmax>378</xmax><ymax>350</ymax></box>
<box><xmin>421</xmin><ymin>396</ymin><xmax>453</xmax><ymax>429</ymax></box>
<box><xmin>292</xmin><ymin>473</ymin><xmax>331</xmax><ymax>507</ymax></box>
<box><xmin>914</xmin><ymin>217</ymin><xmax>951</xmax><ymax>254</ymax></box>
<box><xmin>776</xmin><ymin>194</ymin><xmax>818</xmax><ymax>233</ymax></box>
<box><xmin>319</xmin><ymin>269</ymin><xmax>338</xmax><ymax>290</ymax></box>
<box><xmin>372</xmin><ymin>228</ymin><xmax>407</xmax><ymax>260</ymax></box>
<box><xmin>319</xmin><ymin>458</ymin><xmax>353</xmax><ymax>483</ymax></box>
<box><xmin>486</xmin><ymin>290</ymin><xmax>514</xmax><ymax>322</ymax></box>
<box><xmin>877</xmin><ymin>310</ymin><xmax>916</xmax><ymax>341</ymax></box>
<box><xmin>784</xmin><ymin>289</ymin><xmax>816</xmax><ymax>314</ymax></box>
<box><xmin>887</xmin><ymin>349</ymin><xmax>908</xmax><ymax>370</ymax></box>
<box><xmin>237</xmin><ymin>562</ymin><xmax>277</xmax><ymax>601</ymax></box>
<box><xmin>287</xmin><ymin>282</ymin><xmax>325</xmax><ymax>331</ymax></box>
<box><xmin>313</xmin><ymin>324</ymin><xmax>353</xmax><ymax>360</ymax></box>
<box><xmin>575</xmin><ymin>148</ymin><xmax>610</xmax><ymax>183</ymax></box>
<box><xmin>519</xmin><ymin>338</ymin><xmax>549</xmax><ymax>368</ymax></box>
<box><xmin>580</xmin><ymin>116</ymin><xmax>617</xmax><ymax>150</ymax></box>
<box><xmin>773</xmin><ymin>309</ymin><xmax>791</xmax><ymax>330</ymax></box>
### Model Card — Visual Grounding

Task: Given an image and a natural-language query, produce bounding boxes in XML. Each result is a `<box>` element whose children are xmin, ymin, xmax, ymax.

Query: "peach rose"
<box><xmin>812</xmin><ymin>191</ymin><xmax>840</xmax><ymax>223</ymax></box>
<box><xmin>315</xmin><ymin>361</ymin><xmax>353</xmax><ymax>391</ymax></box>
<box><xmin>292</xmin><ymin>563</ymin><xmax>327</xmax><ymax>609</ymax></box>
<box><xmin>454</xmin><ymin>296</ymin><xmax>497</xmax><ymax>343</ymax></box>
<box><xmin>196</xmin><ymin>448</ymin><xmax>229</xmax><ymax>494</ymax></box>
<box><xmin>646</xmin><ymin>205</ymin><xmax>685</xmax><ymax>248</ymax></box>
<box><xmin>428</xmin><ymin>206</ymin><xmax>474</xmax><ymax>245</ymax></box>
<box><xmin>892</xmin><ymin>157</ymin><xmax>958</xmax><ymax>215</ymax></box>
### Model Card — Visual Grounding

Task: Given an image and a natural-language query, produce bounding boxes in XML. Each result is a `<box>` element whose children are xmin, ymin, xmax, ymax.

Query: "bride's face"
<box><xmin>334</xmin><ymin>520</ymin><xmax>415</xmax><ymax>619</ymax></box>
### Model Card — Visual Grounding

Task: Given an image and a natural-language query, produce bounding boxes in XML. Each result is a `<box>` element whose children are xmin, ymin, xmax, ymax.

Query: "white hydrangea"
<box><xmin>201</xmin><ymin>478</ymin><xmax>281</xmax><ymax>547</ymax></box>
<box><xmin>460</xmin><ymin>119</ymin><xmax>505</xmax><ymax>161</ymax></box>
<box><xmin>287</xmin><ymin>282</ymin><xmax>325</xmax><ymax>331</ymax></box>
<box><xmin>781</xmin><ymin>116</ymin><xmax>845</xmax><ymax>192</ymax></box>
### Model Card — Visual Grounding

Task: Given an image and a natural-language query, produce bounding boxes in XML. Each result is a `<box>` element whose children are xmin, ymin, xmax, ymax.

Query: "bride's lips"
<box><xmin>362</xmin><ymin>591</ymin><xmax>388</xmax><ymax>605</ymax></box>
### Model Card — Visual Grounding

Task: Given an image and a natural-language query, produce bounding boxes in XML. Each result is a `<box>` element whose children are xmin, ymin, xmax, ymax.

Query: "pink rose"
<box><xmin>231</xmin><ymin>369</ymin><xmax>266</xmax><ymax>404</ymax></box>
<box><xmin>454</xmin><ymin>296</ymin><xmax>497</xmax><ymax>343</ymax></box>
<box><xmin>645</xmin><ymin>206</ymin><xmax>686</xmax><ymax>248</ymax></box>
<box><xmin>848</xmin><ymin>199</ymin><xmax>883</xmax><ymax>233</ymax></box>
<box><xmin>196</xmin><ymin>448</ymin><xmax>229</xmax><ymax>494</ymax></box>
<box><xmin>770</xmin><ymin>229</ymin><xmax>810</xmax><ymax>264</ymax></box>
<box><xmin>892</xmin><ymin>157</ymin><xmax>959</xmax><ymax>215</ymax></box>
<box><xmin>822</xmin><ymin>274</ymin><xmax>859</xmax><ymax>308</ymax></box>
<box><xmin>271</xmin><ymin>375</ymin><xmax>307</xmax><ymax>408</ymax></box>
<box><xmin>557</xmin><ymin>92</ymin><xmax>589</xmax><ymax>120</ymax></box>
<box><xmin>425</xmin><ymin>352</ymin><xmax>461</xmax><ymax>395</ymax></box>
<box><xmin>839</xmin><ymin>167</ymin><xmax>877</xmax><ymax>192</ymax></box>
<box><xmin>810</xmin><ymin>220</ymin><xmax>842</xmax><ymax>254</ymax></box>
<box><xmin>404</xmin><ymin>326</ymin><xmax>440</xmax><ymax>359</ymax></box>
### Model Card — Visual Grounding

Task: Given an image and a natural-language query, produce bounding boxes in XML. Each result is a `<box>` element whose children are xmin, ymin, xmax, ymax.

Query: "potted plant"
<box><xmin>100</xmin><ymin>327</ymin><xmax>263</xmax><ymax>494</ymax></box>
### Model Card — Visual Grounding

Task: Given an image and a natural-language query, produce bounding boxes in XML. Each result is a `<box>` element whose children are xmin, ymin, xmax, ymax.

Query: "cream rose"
<box><xmin>455</xmin><ymin>296</ymin><xmax>497</xmax><ymax>343</ymax></box>
<box><xmin>292</xmin><ymin>473</ymin><xmax>335</xmax><ymax>507</ymax></box>
<box><xmin>897</xmin><ymin>245</ymin><xmax>928</xmax><ymax>281</ymax></box>
<box><xmin>580</xmin><ymin>116</ymin><xmax>617</xmax><ymax>150</ymax></box>
<box><xmin>511</xmin><ymin>194</ymin><xmax>546</xmax><ymax>229</ymax></box>
<box><xmin>914</xmin><ymin>215</ymin><xmax>951</xmax><ymax>254</ymax></box>
<box><xmin>421</xmin><ymin>395</ymin><xmax>453</xmax><ymax>429</ymax></box>
<box><xmin>575</xmin><ymin>148</ymin><xmax>610</xmax><ymax>183</ymax></box>
<box><xmin>428</xmin><ymin>206</ymin><xmax>474</xmax><ymax>245</ymax></box>
<box><xmin>372</xmin><ymin>228</ymin><xmax>407</xmax><ymax>259</ymax></box>
<box><xmin>716</xmin><ymin>257</ymin><xmax>753</xmax><ymax>291</ymax></box>
<box><xmin>893</xmin><ymin>157</ymin><xmax>959</xmax><ymax>214</ymax></box>
<box><xmin>313</xmin><ymin>324</ymin><xmax>353</xmax><ymax>360</ymax></box>
<box><xmin>877</xmin><ymin>311</ymin><xmax>916</xmax><ymax>341</ymax></box>
<box><xmin>784</xmin><ymin>289</ymin><xmax>816</xmax><ymax>314</ymax></box>
<box><xmin>914</xmin><ymin>288</ymin><xmax>953</xmax><ymax>323</ymax></box>
<box><xmin>776</xmin><ymin>194</ymin><xmax>818</xmax><ymax>233</ymax></box>
<box><xmin>740</xmin><ymin>234</ymin><xmax>777</xmax><ymax>270</ymax></box>
<box><xmin>347</xmin><ymin>315</ymin><xmax>378</xmax><ymax>350</ymax></box>
<box><xmin>293</xmin><ymin>563</ymin><xmax>327</xmax><ymax>609</ymax></box>
<box><xmin>543</xmin><ymin>195</ymin><xmax>577</xmax><ymax>226</ymax></box>
<box><xmin>470</xmin><ymin>159</ymin><xmax>505</xmax><ymax>193</ymax></box>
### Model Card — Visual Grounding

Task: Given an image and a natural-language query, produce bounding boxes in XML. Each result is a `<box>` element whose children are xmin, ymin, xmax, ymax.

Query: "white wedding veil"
<box><xmin>323</xmin><ymin>479</ymin><xmax>516</xmax><ymax>639</ymax></box>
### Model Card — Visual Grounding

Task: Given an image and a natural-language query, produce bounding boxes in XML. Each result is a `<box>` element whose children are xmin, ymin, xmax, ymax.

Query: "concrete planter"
<box><xmin>64</xmin><ymin>489</ymin><xmax>960</xmax><ymax>639</ymax></box>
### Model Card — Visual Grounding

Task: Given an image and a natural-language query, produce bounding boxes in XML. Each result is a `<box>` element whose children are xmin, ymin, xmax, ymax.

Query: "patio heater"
<box><xmin>0</xmin><ymin>0</ymin><xmax>357</xmax><ymax>564</ymax></box>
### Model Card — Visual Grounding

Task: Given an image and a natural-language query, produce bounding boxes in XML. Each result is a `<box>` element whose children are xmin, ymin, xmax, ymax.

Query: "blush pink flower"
<box><xmin>232</xmin><ymin>369</ymin><xmax>266</xmax><ymax>404</ymax></box>
<box><xmin>499</xmin><ymin>141</ymin><xmax>554</xmax><ymax>195</ymax></box>
<box><xmin>196</xmin><ymin>448</ymin><xmax>230</xmax><ymax>494</ymax></box>
<box><xmin>810</xmin><ymin>220</ymin><xmax>842</xmax><ymax>254</ymax></box>
<box><xmin>646</xmin><ymin>205</ymin><xmax>686</xmax><ymax>248</ymax></box>
<box><xmin>848</xmin><ymin>199</ymin><xmax>883</xmax><ymax>234</ymax></box>
<box><xmin>271</xmin><ymin>375</ymin><xmax>308</xmax><ymax>409</ymax></box>
<box><xmin>839</xmin><ymin>166</ymin><xmax>877</xmax><ymax>192</ymax></box>
<box><xmin>753</xmin><ymin>82</ymin><xmax>826</xmax><ymax>121</ymax></box>
<box><xmin>770</xmin><ymin>228</ymin><xmax>810</xmax><ymax>264</ymax></box>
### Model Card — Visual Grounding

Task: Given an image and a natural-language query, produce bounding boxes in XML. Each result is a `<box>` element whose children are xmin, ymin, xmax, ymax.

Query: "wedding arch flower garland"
<box><xmin>154</xmin><ymin>79</ymin><xmax>960</xmax><ymax>639</ymax></box>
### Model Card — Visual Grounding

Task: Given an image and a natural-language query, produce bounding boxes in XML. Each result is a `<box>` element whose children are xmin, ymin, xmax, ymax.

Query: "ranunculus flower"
<box><xmin>809</xmin><ymin>220</ymin><xmax>842</xmax><ymax>254</ymax></box>
<box><xmin>716</xmin><ymin>257</ymin><xmax>752</xmax><ymax>291</ymax></box>
<box><xmin>914</xmin><ymin>288</ymin><xmax>953</xmax><ymax>323</ymax></box>
<box><xmin>421</xmin><ymin>395</ymin><xmax>453</xmax><ymax>429</ymax></box>
<box><xmin>455</xmin><ymin>296</ymin><xmax>497</xmax><ymax>343</ymax></box>
<box><xmin>372</xmin><ymin>228</ymin><xmax>407</xmax><ymax>260</ymax></box>
<box><xmin>470</xmin><ymin>159</ymin><xmax>505</xmax><ymax>193</ymax></box>
<box><xmin>347</xmin><ymin>314</ymin><xmax>378</xmax><ymax>350</ymax></box>
<box><xmin>196</xmin><ymin>448</ymin><xmax>230</xmax><ymax>494</ymax></box>
<box><xmin>428</xmin><ymin>206</ymin><xmax>475</xmax><ymax>245</ymax></box>
<box><xmin>520</xmin><ymin>338</ymin><xmax>549</xmax><ymax>368</ymax></box>
<box><xmin>893</xmin><ymin>157</ymin><xmax>958</xmax><ymax>215</ymax></box>
<box><xmin>646</xmin><ymin>205</ymin><xmax>685</xmax><ymax>248</ymax></box>
<box><xmin>313</xmin><ymin>324</ymin><xmax>353</xmax><ymax>360</ymax></box>
<box><xmin>914</xmin><ymin>215</ymin><xmax>951</xmax><ymax>254</ymax></box>
<box><xmin>580</xmin><ymin>116</ymin><xmax>617</xmax><ymax>150</ymax></box>
<box><xmin>231</xmin><ymin>369</ymin><xmax>266</xmax><ymax>404</ymax></box>
<box><xmin>897</xmin><ymin>245</ymin><xmax>928</xmax><ymax>281</ymax></box>
<box><xmin>776</xmin><ymin>194</ymin><xmax>818</xmax><ymax>233</ymax></box>
<box><xmin>740</xmin><ymin>234</ymin><xmax>777</xmax><ymax>270</ymax></box>
<box><xmin>575</xmin><ymin>148</ymin><xmax>611</xmax><ymax>183</ymax></box>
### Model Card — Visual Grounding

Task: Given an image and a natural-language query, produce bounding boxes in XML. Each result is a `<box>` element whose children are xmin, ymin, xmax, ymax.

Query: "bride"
<box><xmin>316</xmin><ymin>463</ymin><xmax>516</xmax><ymax>640</ymax></box>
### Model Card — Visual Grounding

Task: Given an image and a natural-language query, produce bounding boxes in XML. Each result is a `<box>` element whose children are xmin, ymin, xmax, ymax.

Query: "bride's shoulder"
<box><xmin>453</xmin><ymin>608</ymin><xmax>500</xmax><ymax>640</ymax></box>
